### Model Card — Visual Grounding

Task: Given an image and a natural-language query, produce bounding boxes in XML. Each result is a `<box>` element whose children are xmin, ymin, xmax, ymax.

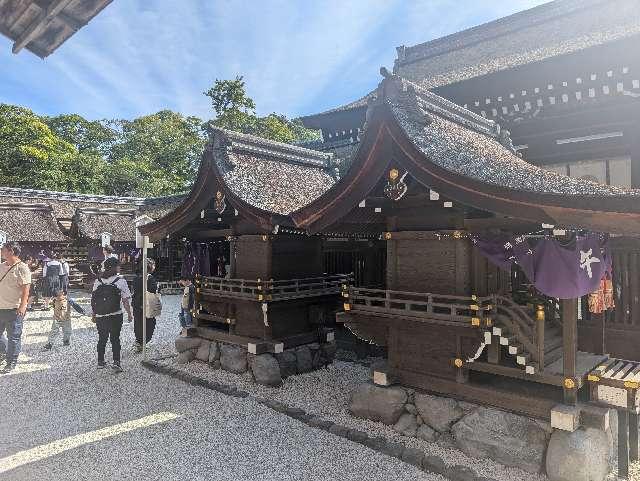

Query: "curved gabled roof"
<box><xmin>292</xmin><ymin>72</ymin><xmax>640</xmax><ymax>236</ymax></box>
<box><xmin>139</xmin><ymin>128</ymin><xmax>337</xmax><ymax>240</ymax></box>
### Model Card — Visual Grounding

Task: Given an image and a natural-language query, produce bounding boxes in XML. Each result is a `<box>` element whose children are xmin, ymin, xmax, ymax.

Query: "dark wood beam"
<box><xmin>463</xmin><ymin>217</ymin><xmax>540</xmax><ymax>232</ymax></box>
<box><xmin>628</xmin><ymin>122</ymin><xmax>640</xmax><ymax>189</ymax></box>
<box><xmin>12</xmin><ymin>0</ymin><xmax>73</xmax><ymax>54</ymax></box>
<box><xmin>562</xmin><ymin>298</ymin><xmax>578</xmax><ymax>406</ymax></box>
<box><xmin>33</xmin><ymin>0</ymin><xmax>84</xmax><ymax>30</ymax></box>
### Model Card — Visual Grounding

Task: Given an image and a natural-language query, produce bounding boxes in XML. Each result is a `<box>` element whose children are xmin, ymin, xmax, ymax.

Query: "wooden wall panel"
<box><xmin>272</xmin><ymin>235</ymin><xmax>323</xmax><ymax>279</ymax></box>
<box><xmin>234</xmin><ymin>235</ymin><xmax>271</xmax><ymax>280</ymax></box>
<box><xmin>387</xmin><ymin>235</ymin><xmax>471</xmax><ymax>294</ymax></box>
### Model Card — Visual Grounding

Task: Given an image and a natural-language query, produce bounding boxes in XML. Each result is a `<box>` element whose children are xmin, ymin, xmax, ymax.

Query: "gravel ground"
<box><xmin>1</xmin><ymin>294</ymin><xmax>443</xmax><ymax>481</ymax></box>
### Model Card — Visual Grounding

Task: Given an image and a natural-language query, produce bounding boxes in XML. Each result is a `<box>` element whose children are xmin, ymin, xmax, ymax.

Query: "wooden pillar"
<box><xmin>619</xmin><ymin>409</ymin><xmax>630</xmax><ymax>479</ymax></box>
<box><xmin>562</xmin><ymin>298</ymin><xmax>578</xmax><ymax>405</ymax></box>
<box><xmin>592</xmin><ymin>313</ymin><xmax>606</xmax><ymax>356</ymax></box>
<box><xmin>627</xmin><ymin>122</ymin><xmax>640</xmax><ymax>189</ymax></box>
<box><xmin>630</xmin><ymin>412</ymin><xmax>639</xmax><ymax>462</ymax></box>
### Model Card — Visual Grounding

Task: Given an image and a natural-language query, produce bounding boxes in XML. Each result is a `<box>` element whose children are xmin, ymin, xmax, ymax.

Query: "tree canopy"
<box><xmin>204</xmin><ymin>76</ymin><xmax>320</xmax><ymax>144</ymax></box>
<box><xmin>1</xmin><ymin>76</ymin><xmax>321</xmax><ymax>196</ymax></box>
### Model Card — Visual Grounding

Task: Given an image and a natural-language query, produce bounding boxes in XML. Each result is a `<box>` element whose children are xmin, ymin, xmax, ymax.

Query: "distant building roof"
<box><xmin>0</xmin><ymin>203</ymin><xmax>67</xmax><ymax>242</ymax></box>
<box><xmin>73</xmin><ymin>207</ymin><xmax>136</xmax><ymax>242</ymax></box>
<box><xmin>395</xmin><ymin>0</ymin><xmax>640</xmax><ymax>88</ymax></box>
<box><xmin>304</xmin><ymin>0</ymin><xmax>640</xmax><ymax>121</ymax></box>
<box><xmin>0</xmin><ymin>0</ymin><xmax>112</xmax><ymax>58</ymax></box>
<box><xmin>0</xmin><ymin>187</ymin><xmax>186</xmax><ymax>243</ymax></box>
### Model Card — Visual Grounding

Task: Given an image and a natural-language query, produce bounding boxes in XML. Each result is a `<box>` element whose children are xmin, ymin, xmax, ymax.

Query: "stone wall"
<box><xmin>175</xmin><ymin>336</ymin><xmax>337</xmax><ymax>387</ymax></box>
<box><xmin>349</xmin><ymin>383</ymin><xmax>616</xmax><ymax>481</ymax></box>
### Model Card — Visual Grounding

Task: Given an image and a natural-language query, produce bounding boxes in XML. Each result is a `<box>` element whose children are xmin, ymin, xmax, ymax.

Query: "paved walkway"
<box><xmin>0</xmin><ymin>296</ymin><xmax>436</xmax><ymax>481</ymax></box>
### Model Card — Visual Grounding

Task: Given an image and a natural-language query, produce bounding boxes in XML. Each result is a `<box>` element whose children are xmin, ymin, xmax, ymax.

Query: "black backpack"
<box><xmin>92</xmin><ymin>277</ymin><xmax>122</xmax><ymax>316</ymax></box>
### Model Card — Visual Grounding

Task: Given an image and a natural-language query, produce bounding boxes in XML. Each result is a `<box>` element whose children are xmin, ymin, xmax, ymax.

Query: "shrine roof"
<box><xmin>395</xmin><ymin>0</ymin><xmax>640</xmax><ymax>89</ymax></box>
<box><xmin>303</xmin><ymin>0</ymin><xmax>640</xmax><ymax>122</ymax></box>
<box><xmin>73</xmin><ymin>207</ymin><xmax>137</xmax><ymax>242</ymax></box>
<box><xmin>0</xmin><ymin>203</ymin><xmax>67</xmax><ymax>242</ymax></box>
<box><xmin>388</xmin><ymin>76</ymin><xmax>640</xmax><ymax>198</ymax></box>
<box><xmin>292</xmin><ymin>71</ymin><xmax>640</xmax><ymax>235</ymax></box>
<box><xmin>211</xmin><ymin>128</ymin><xmax>337</xmax><ymax>216</ymax></box>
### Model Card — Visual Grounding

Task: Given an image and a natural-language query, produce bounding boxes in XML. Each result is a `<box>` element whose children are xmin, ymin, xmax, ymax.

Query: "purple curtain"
<box><xmin>472</xmin><ymin>233</ymin><xmax>611</xmax><ymax>299</ymax></box>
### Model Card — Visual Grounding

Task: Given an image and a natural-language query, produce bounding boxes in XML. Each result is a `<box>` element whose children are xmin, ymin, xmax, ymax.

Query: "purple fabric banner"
<box><xmin>472</xmin><ymin>233</ymin><xmax>611</xmax><ymax>299</ymax></box>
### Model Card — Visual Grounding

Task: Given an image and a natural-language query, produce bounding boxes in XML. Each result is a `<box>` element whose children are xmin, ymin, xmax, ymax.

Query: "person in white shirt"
<box><xmin>59</xmin><ymin>258</ymin><xmax>70</xmax><ymax>294</ymax></box>
<box><xmin>100</xmin><ymin>245</ymin><xmax>118</xmax><ymax>273</ymax></box>
<box><xmin>91</xmin><ymin>257</ymin><xmax>132</xmax><ymax>372</ymax></box>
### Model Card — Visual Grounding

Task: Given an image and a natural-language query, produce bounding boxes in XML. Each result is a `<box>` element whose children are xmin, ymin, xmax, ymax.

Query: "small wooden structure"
<box><xmin>0</xmin><ymin>0</ymin><xmax>113</xmax><ymax>57</ymax></box>
<box><xmin>140</xmin><ymin>128</ymin><xmax>347</xmax><ymax>352</ymax></box>
<box><xmin>292</xmin><ymin>71</ymin><xmax>640</xmax><ymax>420</ymax></box>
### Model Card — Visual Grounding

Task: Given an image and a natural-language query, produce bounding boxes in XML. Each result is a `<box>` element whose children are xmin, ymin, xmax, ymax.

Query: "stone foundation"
<box><xmin>174</xmin><ymin>336</ymin><xmax>337</xmax><ymax>387</ymax></box>
<box><xmin>349</xmin><ymin>383</ymin><xmax>616</xmax><ymax>480</ymax></box>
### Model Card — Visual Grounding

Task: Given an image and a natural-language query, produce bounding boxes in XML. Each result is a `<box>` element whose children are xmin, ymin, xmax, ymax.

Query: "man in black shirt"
<box><xmin>132</xmin><ymin>259</ymin><xmax>159</xmax><ymax>352</ymax></box>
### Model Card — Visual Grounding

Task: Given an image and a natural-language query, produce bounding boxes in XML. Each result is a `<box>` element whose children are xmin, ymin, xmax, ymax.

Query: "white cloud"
<box><xmin>0</xmin><ymin>0</ymin><xmax>549</xmax><ymax>120</ymax></box>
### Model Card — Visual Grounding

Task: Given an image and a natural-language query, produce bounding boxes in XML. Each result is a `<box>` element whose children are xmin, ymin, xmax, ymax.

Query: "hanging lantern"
<box><xmin>536</xmin><ymin>304</ymin><xmax>546</xmax><ymax>322</ymax></box>
<box><xmin>214</xmin><ymin>191</ymin><xmax>226</xmax><ymax>214</ymax></box>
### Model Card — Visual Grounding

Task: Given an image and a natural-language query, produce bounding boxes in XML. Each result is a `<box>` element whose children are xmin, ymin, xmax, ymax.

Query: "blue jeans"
<box><xmin>179</xmin><ymin>308</ymin><xmax>193</xmax><ymax>328</ymax></box>
<box><xmin>0</xmin><ymin>309</ymin><xmax>24</xmax><ymax>363</ymax></box>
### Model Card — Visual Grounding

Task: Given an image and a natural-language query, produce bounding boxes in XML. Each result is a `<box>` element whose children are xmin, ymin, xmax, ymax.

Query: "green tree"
<box><xmin>0</xmin><ymin>104</ymin><xmax>78</xmax><ymax>191</ymax></box>
<box><xmin>106</xmin><ymin>110</ymin><xmax>206</xmax><ymax>196</ymax></box>
<box><xmin>44</xmin><ymin>114</ymin><xmax>116</xmax><ymax>157</ymax></box>
<box><xmin>204</xmin><ymin>77</ymin><xmax>320</xmax><ymax>143</ymax></box>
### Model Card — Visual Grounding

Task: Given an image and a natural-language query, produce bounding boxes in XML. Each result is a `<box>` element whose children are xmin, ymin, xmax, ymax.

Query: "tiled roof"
<box><xmin>212</xmin><ymin>128</ymin><xmax>337</xmax><ymax>215</ymax></box>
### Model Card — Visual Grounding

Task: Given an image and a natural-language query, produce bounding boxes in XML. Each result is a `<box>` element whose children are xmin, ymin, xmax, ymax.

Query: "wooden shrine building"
<box><xmin>140</xmin><ymin>128</ymin><xmax>350</xmax><ymax>354</ymax></box>
<box><xmin>301</xmin><ymin>0</ymin><xmax>640</xmax><ymax>363</ymax></box>
<box><xmin>292</xmin><ymin>71</ymin><xmax>640</xmax><ymax>419</ymax></box>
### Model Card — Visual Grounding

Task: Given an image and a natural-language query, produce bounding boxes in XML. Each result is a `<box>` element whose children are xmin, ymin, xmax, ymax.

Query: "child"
<box><xmin>178</xmin><ymin>277</ymin><xmax>195</xmax><ymax>337</ymax></box>
<box><xmin>43</xmin><ymin>290</ymin><xmax>71</xmax><ymax>350</ymax></box>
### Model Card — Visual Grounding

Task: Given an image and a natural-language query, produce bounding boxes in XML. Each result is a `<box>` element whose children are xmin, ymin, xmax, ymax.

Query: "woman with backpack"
<box><xmin>91</xmin><ymin>257</ymin><xmax>133</xmax><ymax>372</ymax></box>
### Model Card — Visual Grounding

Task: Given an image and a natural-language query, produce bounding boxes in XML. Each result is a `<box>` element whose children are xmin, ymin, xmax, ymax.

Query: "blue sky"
<box><xmin>1</xmin><ymin>0</ymin><xmax>547</xmax><ymax>121</ymax></box>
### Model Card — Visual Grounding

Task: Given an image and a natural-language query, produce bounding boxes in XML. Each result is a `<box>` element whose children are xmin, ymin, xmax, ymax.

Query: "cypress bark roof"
<box><xmin>73</xmin><ymin>207</ymin><xmax>136</xmax><ymax>242</ymax></box>
<box><xmin>303</xmin><ymin>0</ymin><xmax>640</xmax><ymax>121</ymax></box>
<box><xmin>292</xmin><ymin>71</ymin><xmax>640</xmax><ymax>236</ymax></box>
<box><xmin>395</xmin><ymin>0</ymin><xmax>640</xmax><ymax>89</ymax></box>
<box><xmin>0</xmin><ymin>188</ymin><xmax>184</xmax><ymax>243</ymax></box>
<box><xmin>139</xmin><ymin>129</ymin><xmax>338</xmax><ymax>240</ymax></box>
<box><xmin>0</xmin><ymin>203</ymin><xmax>67</xmax><ymax>242</ymax></box>
<box><xmin>211</xmin><ymin>128</ymin><xmax>336</xmax><ymax>216</ymax></box>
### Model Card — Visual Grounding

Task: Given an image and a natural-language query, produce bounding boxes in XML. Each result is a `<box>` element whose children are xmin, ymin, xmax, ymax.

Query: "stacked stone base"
<box><xmin>349</xmin><ymin>383</ymin><xmax>616</xmax><ymax>481</ymax></box>
<box><xmin>175</xmin><ymin>336</ymin><xmax>337</xmax><ymax>387</ymax></box>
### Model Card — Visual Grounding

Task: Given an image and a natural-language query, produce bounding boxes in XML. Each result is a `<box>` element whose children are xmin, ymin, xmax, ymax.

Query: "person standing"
<box><xmin>101</xmin><ymin>245</ymin><xmax>118</xmax><ymax>272</ymax></box>
<box><xmin>178</xmin><ymin>276</ymin><xmax>195</xmax><ymax>337</ymax></box>
<box><xmin>91</xmin><ymin>257</ymin><xmax>132</xmax><ymax>372</ymax></box>
<box><xmin>42</xmin><ymin>253</ymin><xmax>63</xmax><ymax>308</ymax></box>
<box><xmin>59</xmin><ymin>257</ymin><xmax>70</xmax><ymax>294</ymax></box>
<box><xmin>43</xmin><ymin>289</ymin><xmax>72</xmax><ymax>350</ymax></box>
<box><xmin>132</xmin><ymin>258</ymin><xmax>161</xmax><ymax>352</ymax></box>
<box><xmin>0</xmin><ymin>241</ymin><xmax>31</xmax><ymax>373</ymax></box>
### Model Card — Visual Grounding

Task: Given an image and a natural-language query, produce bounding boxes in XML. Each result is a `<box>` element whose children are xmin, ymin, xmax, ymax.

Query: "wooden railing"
<box><xmin>197</xmin><ymin>274</ymin><xmax>351</xmax><ymax>302</ymax></box>
<box><xmin>347</xmin><ymin>287</ymin><xmax>492</xmax><ymax>324</ymax></box>
<box><xmin>347</xmin><ymin>288</ymin><xmax>541</xmax><ymax>364</ymax></box>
